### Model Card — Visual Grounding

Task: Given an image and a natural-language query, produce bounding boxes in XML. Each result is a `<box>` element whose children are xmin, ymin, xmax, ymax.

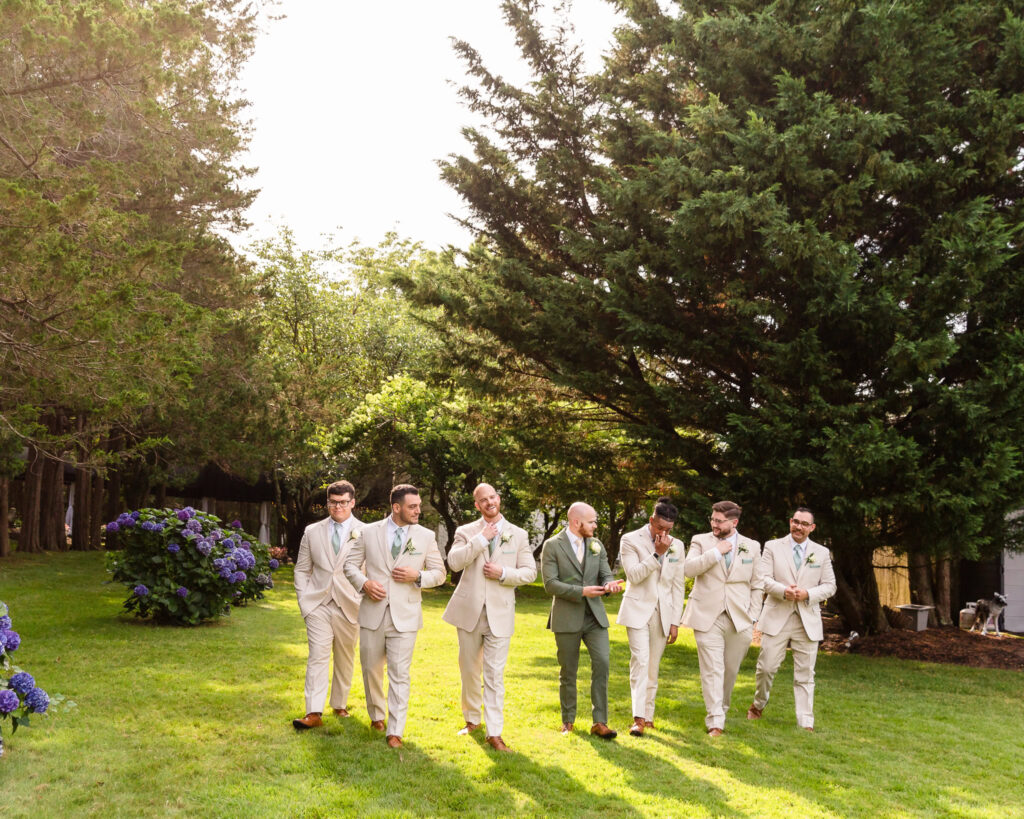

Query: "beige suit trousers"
<box><xmin>753</xmin><ymin>610</ymin><xmax>819</xmax><ymax>728</ymax></box>
<box><xmin>694</xmin><ymin>610</ymin><xmax>753</xmax><ymax>731</ymax></box>
<box><xmin>457</xmin><ymin>607</ymin><xmax>511</xmax><ymax>737</ymax></box>
<box><xmin>303</xmin><ymin>600</ymin><xmax>359</xmax><ymax>714</ymax></box>
<box><xmin>626</xmin><ymin>604</ymin><xmax>668</xmax><ymax>721</ymax></box>
<box><xmin>359</xmin><ymin>606</ymin><xmax>418</xmax><ymax>737</ymax></box>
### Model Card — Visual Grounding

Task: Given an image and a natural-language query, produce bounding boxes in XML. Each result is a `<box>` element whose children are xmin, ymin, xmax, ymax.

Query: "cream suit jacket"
<box><xmin>616</xmin><ymin>525</ymin><xmax>686</xmax><ymax>634</ymax></box>
<box><xmin>680</xmin><ymin>531</ymin><xmax>763</xmax><ymax>632</ymax></box>
<box><xmin>294</xmin><ymin>516</ymin><xmax>364</xmax><ymax>621</ymax></box>
<box><xmin>442</xmin><ymin>518</ymin><xmax>537</xmax><ymax>638</ymax></box>
<box><xmin>756</xmin><ymin>537</ymin><xmax>836</xmax><ymax>641</ymax></box>
<box><xmin>343</xmin><ymin>518</ymin><xmax>446</xmax><ymax>632</ymax></box>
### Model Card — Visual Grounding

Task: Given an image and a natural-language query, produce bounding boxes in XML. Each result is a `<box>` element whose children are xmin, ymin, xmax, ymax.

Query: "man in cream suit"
<box><xmin>292</xmin><ymin>480</ymin><xmax>364</xmax><ymax>730</ymax></box>
<box><xmin>343</xmin><ymin>484</ymin><xmax>446</xmax><ymax>748</ymax></box>
<box><xmin>617</xmin><ymin>497</ymin><xmax>686</xmax><ymax>737</ymax></box>
<box><xmin>681</xmin><ymin>500</ymin><xmax>763</xmax><ymax>736</ymax></box>
<box><xmin>443</xmin><ymin>483</ymin><xmax>536</xmax><ymax>753</ymax></box>
<box><xmin>747</xmin><ymin>507</ymin><xmax>836</xmax><ymax>731</ymax></box>
<box><xmin>541</xmin><ymin>501</ymin><xmax>623</xmax><ymax>739</ymax></box>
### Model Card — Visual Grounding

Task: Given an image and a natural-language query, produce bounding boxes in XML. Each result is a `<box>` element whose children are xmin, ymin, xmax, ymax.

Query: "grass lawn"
<box><xmin>0</xmin><ymin>551</ymin><xmax>1019</xmax><ymax>818</ymax></box>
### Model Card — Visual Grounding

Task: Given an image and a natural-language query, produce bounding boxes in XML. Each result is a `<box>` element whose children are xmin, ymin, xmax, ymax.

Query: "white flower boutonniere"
<box><xmin>589</xmin><ymin>541</ymin><xmax>601</xmax><ymax>556</ymax></box>
<box><xmin>500</xmin><ymin>530</ymin><xmax>513</xmax><ymax>544</ymax></box>
<box><xmin>804</xmin><ymin>553</ymin><xmax>818</xmax><ymax>568</ymax></box>
<box><xmin>737</xmin><ymin>544</ymin><xmax>749</xmax><ymax>556</ymax></box>
<box><xmin>348</xmin><ymin>529</ymin><xmax>361</xmax><ymax>543</ymax></box>
<box><xmin>668</xmin><ymin>543</ymin><xmax>680</xmax><ymax>556</ymax></box>
<box><xmin>403</xmin><ymin>539</ymin><xmax>418</xmax><ymax>556</ymax></box>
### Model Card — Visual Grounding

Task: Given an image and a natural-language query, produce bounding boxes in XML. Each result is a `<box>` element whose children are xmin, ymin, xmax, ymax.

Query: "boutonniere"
<box><xmin>500</xmin><ymin>530</ymin><xmax>513</xmax><ymax>544</ymax></box>
<box><xmin>588</xmin><ymin>540</ymin><xmax>601</xmax><ymax>555</ymax></box>
<box><xmin>348</xmin><ymin>529</ymin><xmax>361</xmax><ymax>542</ymax></box>
<box><xmin>403</xmin><ymin>539</ymin><xmax>418</xmax><ymax>556</ymax></box>
<box><xmin>667</xmin><ymin>542</ymin><xmax>680</xmax><ymax>556</ymax></box>
<box><xmin>737</xmin><ymin>544</ymin><xmax>749</xmax><ymax>556</ymax></box>
<box><xmin>804</xmin><ymin>553</ymin><xmax>818</xmax><ymax>568</ymax></box>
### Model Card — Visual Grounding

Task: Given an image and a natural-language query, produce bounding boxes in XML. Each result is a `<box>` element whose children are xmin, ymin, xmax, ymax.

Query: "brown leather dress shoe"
<box><xmin>804</xmin><ymin>726</ymin><xmax>814</xmax><ymax>732</ymax></box>
<box><xmin>747</xmin><ymin>705</ymin><xmax>763</xmax><ymax>720</ymax></box>
<box><xmin>629</xmin><ymin>717</ymin><xmax>645</xmax><ymax>737</ymax></box>
<box><xmin>590</xmin><ymin>722</ymin><xmax>617</xmax><ymax>740</ymax></box>
<box><xmin>644</xmin><ymin>720</ymin><xmax>654</xmax><ymax>729</ymax></box>
<box><xmin>333</xmin><ymin>708</ymin><xmax>351</xmax><ymax>718</ymax></box>
<box><xmin>560</xmin><ymin>722</ymin><xmax>574</xmax><ymax>735</ymax></box>
<box><xmin>486</xmin><ymin>735</ymin><xmax>512</xmax><ymax>753</ymax></box>
<box><xmin>457</xmin><ymin>721</ymin><xmax>481</xmax><ymax>736</ymax></box>
<box><xmin>369</xmin><ymin>719</ymin><xmax>386</xmax><ymax>732</ymax></box>
<box><xmin>708</xmin><ymin>727</ymin><xmax>724</xmax><ymax>737</ymax></box>
<box><xmin>386</xmin><ymin>734</ymin><xmax>403</xmax><ymax>748</ymax></box>
<box><xmin>292</xmin><ymin>713</ymin><xmax>323</xmax><ymax>730</ymax></box>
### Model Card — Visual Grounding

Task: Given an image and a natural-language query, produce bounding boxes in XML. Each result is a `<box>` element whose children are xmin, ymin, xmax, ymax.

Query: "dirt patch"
<box><xmin>819</xmin><ymin>616</ymin><xmax>1024</xmax><ymax>671</ymax></box>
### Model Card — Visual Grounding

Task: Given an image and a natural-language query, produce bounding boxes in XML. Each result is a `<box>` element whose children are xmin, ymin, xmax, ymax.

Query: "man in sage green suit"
<box><xmin>541</xmin><ymin>502</ymin><xmax>623</xmax><ymax>739</ymax></box>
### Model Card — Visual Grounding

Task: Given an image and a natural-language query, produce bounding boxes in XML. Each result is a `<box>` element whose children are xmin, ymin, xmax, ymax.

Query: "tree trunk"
<box><xmin>154</xmin><ymin>483</ymin><xmax>167</xmax><ymax>508</ymax></box>
<box><xmin>933</xmin><ymin>556</ymin><xmax>953</xmax><ymax>626</ymax></box>
<box><xmin>89</xmin><ymin>471</ymin><xmax>105</xmax><ymax>550</ymax></box>
<box><xmin>832</xmin><ymin>544</ymin><xmax>889</xmax><ymax>634</ymax></box>
<box><xmin>19</xmin><ymin>446</ymin><xmax>44</xmax><ymax>553</ymax></box>
<box><xmin>40</xmin><ymin>455</ymin><xmax>66</xmax><ymax>551</ymax></box>
<box><xmin>908</xmin><ymin>552</ymin><xmax>938</xmax><ymax>627</ymax></box>
<box><xmin>0</xmin><ymin>476</ymin><xmax>10</xmax><ymax>558</ymax></box>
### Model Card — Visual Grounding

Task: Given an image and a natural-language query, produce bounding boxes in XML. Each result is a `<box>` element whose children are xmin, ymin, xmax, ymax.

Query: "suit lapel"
<box><xmin>560</xmin><ymin>531</ymin><xmax>582</xmax><ymax>573</ymax></box>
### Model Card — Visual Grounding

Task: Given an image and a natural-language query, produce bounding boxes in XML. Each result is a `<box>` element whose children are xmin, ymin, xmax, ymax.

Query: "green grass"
<box><xmin>0</xmin><ymin>551</ymin><xmax>1019</xmax><ymax>818</ymax></box>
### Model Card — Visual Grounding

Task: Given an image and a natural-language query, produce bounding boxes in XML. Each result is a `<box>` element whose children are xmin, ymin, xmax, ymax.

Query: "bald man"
<box><xmin>541</xmin><ymin>502</ymin><xmax>623</xmax><ymax>739</ymax></box>
<box><xmin>442</xmin><ymin>484</ymin><xmax>536</xmax><ymax>752</ymax></box>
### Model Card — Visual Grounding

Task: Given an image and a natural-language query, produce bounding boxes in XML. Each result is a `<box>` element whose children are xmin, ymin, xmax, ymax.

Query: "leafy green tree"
<box><xmin>399</xmin><ymin>0</ymin><xmax>1024</xmax><ymax>631</ymax></box>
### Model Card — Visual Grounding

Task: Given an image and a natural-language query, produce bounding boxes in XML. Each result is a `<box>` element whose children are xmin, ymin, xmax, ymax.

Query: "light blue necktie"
<box><xmin>392</xmin><ymin>528</ymin><xmax>404</xmax><ymax>559</ymax></box>
<box><xmin>331</xmin><ymin>525</ymin><xmax>341</xmax><ymax>556</ymax></box>
<box><xmin>794</xmin><ymin>544</ymin><xmax>802</xmax><ymax>570</ymax></box>
<box><xmin>489</xmin><ymin>535</ymin><xmax>498</xmax><ymax>556</ymax></box>
<box><xmin>723</xmin><ymin>543</ymin><xmax>732</xmax><ymax>569</ymax></box>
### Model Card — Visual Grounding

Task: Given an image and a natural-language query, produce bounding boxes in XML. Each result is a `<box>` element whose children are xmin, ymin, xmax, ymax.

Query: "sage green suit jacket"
<box><xmin>541</xmin><ymin>529</ymin><xmax>614</xmax><ymax>632</ymax></box>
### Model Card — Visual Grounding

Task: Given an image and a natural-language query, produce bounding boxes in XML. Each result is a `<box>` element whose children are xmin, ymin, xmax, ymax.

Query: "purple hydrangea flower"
<box><xmin>167</xmin><ymin>543</ymin><xmax>180</xmax><ymax>554</ymax></box>
<box><xmin>106</xmin><ymin>521</ymin><xmax>120</xmax><ymax>533</ymax></box>
<box><xmin>196</xmin><ymin>541</ymin><xmax>213</xmax><ymax>557</ymax></box>
<box><xmin>218</xmin><ymin>566</ymin><xmax>233</xmax><ymax>579</ymax></box>
<box><xmin>185</xmin><ymin>518</ymin><xmax>202</xmax><ymax>533</ymax></box>
<box><xmin>0</xmin><ymin>615</ymin><xmax>10</xmax><ymax>630</ymax></box>
<box><xmin>130</xmin><ymin>510</ymin><xmax>141</xmax><ymax>520</ymax></box>
<box><xmin>269</xmin><ymin>559</ymin><xmax>280</xmax><ymax>570</ymax></box>
<box><xmin>2</xmin><ymin>630</ymin><xmax>20</xmax><ymax>652</ymax></box>
<box><xmin>256</xmin><ymin>573</ymin><xmax>270</xmax><ymax>586</ymax></box>
<box><xmin>231</xmin><ymin>571</ymin><xmax>246</xmax><ymax>584</ymax></box>
<box><xmin>231</xmin><ymin>519</ymin><xmax>242</xmax><ymax>529</ymax></box>
<box><xmin>9</xmin><ymin>672</ymin><xmax>34</xmax><ymax>695</ymax></box>
<box><xmin>133</xmin><ymin>585</ymin><xmax>149</xmax><ymax>597</ymax></box>
<box><xmin>118</xmin><ymin>514</ymin><xmax>136</xmax><ymax>528</ymax></box>
<box><xmin>0</xmin><ymin>689</ymin><xmax>18</xmax><ymax>714</ymax></box>
<box><xmin>210</xmin><ymin>530</ymin><xmax>222</xmax><ymax>541</ymax></box>
<box><xmin>240</xmin><ymin>541</ymin><xmax>251</xmax><ymax>550</ymax></box>
<box><xmin>176</xmin><ymin>587</ymin><xmax>189</xmax><ymax>597</ymax></box>
<box><xmin>25</xmin><ymin>687</ymin><xmax>48</xmax><ymax>714</ymax></box>
<box><xmin>176</xmin><ymin>509</ymin><xmax>191</xmax><ymax>521</ymax></box>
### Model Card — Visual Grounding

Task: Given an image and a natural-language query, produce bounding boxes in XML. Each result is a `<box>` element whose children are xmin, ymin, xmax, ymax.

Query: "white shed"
<box><xmin>1002</xmin><ymin>550</ymin><xmax>1024</xmax><ymax>633</ymax></box>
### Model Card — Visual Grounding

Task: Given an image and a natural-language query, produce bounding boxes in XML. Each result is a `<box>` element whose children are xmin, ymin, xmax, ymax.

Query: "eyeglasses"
<box><xmin>709</xmin><ymin>517</ymin><xmax>731</xmax><ymax>525</ymax></box>
<box><xmin>327</xmin><ymin>499</ymin><xmax>354</xmax><ymax>508</ymax></box>
<box><xmin>790</xmin><ymin>518</ymin><xmax>814</xmax><ymax>528</ymax></box>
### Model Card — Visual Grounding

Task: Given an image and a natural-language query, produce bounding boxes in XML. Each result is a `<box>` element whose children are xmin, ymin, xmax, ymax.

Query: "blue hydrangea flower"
<box><xmin>210</xmin><ymin>530</ymin><xmax>222</xmax><ymax>541</ymax></box>
<box><xmin>269</xmin><ymin>559</ymin><xmax>280</xmax><ymax>570</ymax></box>
<box><xmin>0</xmin><ymin>615</ymin><xmax>10</xmax><ymax>630</ymax></box>
<box><xmin>176</xmin><ymin>587</ymin><xmax>189</xmax><ymax>598</ymax></box>
<box><xmin>130</xmin><ymin>510</ymin><xmax>141</xmax><ymax>520</ymax></box>
<box><xmin>9</xmin><ymin>672</ymin><xmax>34</xmax><ymax>694</ymax></box>
<box><xmin>231</xmin><ymin>519</ymin><xmax>242</xmax><ymax>528</ymax></box>
<box><xmin>196</xmin><ymin>541</ymin><xmax>213</xmax><ymax>557</ymax></box>
<box><xmin>118</xmin><ymin>515</ymin><xmax>136</xmax><ymax>528</ymax></box>
<box><xmin>185</xmin><ymin>518</ymin><xmax>202</xmax><ymax>533</ymax></box>
<box><xmin>231</xmin><ymin>571</ymin><xmax>246</xmax><ymax>584</ymax></box>
<box><xmin>167</xmin><ymin>543</ymin><xmax>180</xmax><ymax>554</ymax></box>
<box><xmin>176</xmin><ymin>509</ymin><xmax>191</xmax><ymax>521</ymax></box>
<box><xmin>0</xmin><ymin>689</ymin><xmax>18</xmax><ymax>714</ymax></box>
<box><xmin>106</xmin><ymin>521</ymin><xmax>120</xmax><ymax>533</ymax></box>
<box><xmin>133</xmin><ymin>585</ymin><xmax>149</xmax><ymax>597</ymax></box>
<box><xmin>2</xmin><ymin>629</ymin><xmax>20</xmax><ymax>652</ymax></box>
<box><xmin>240</xmin><ymin>541</ymin><xmax>251</xmax><ymax>550</ymax></box>
<box><xmin>25</xmin><ymin>687</ymin><xmax>49</xmax><ymax>714</ymax></box>
<box><xmin>218</xmin><ymin>566</ymin><xmax>233</xmax><ymax>579</ymax></box>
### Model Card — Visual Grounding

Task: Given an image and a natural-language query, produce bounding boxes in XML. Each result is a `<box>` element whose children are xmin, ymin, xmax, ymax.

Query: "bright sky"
<box><xmin>237</xmin><ymin>0</ymin><xmax>621</xmax><ymax>253</ymax></box>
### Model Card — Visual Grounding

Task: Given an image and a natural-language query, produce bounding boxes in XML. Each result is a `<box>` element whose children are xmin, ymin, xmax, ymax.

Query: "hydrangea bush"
<box><xmin>1</xmin><ymin>601</ymin><xmax>72</xmax><ymax>757</ymax></box>
<box><xmin>106</xmin><ymin>507</ymin><xmax>279</xmax><ymax>626</ymax></box>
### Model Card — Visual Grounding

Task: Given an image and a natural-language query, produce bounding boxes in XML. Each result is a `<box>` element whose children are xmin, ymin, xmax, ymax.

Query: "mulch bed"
<box><xmin>818</xmin><ymin>616</ymin><xmax>1024</xmax><ymax>671</ymax></box>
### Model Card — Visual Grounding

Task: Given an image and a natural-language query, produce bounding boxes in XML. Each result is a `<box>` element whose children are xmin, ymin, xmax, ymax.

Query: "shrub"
<box><xmin>106</xmin><ymin>507</ymin><xmax>279</xmax><ymax>626</ymax></box>
<box><xmin>1</xmin><ymin>601</ymin><xmax>73</xmax><ymax>757</ymax></box>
